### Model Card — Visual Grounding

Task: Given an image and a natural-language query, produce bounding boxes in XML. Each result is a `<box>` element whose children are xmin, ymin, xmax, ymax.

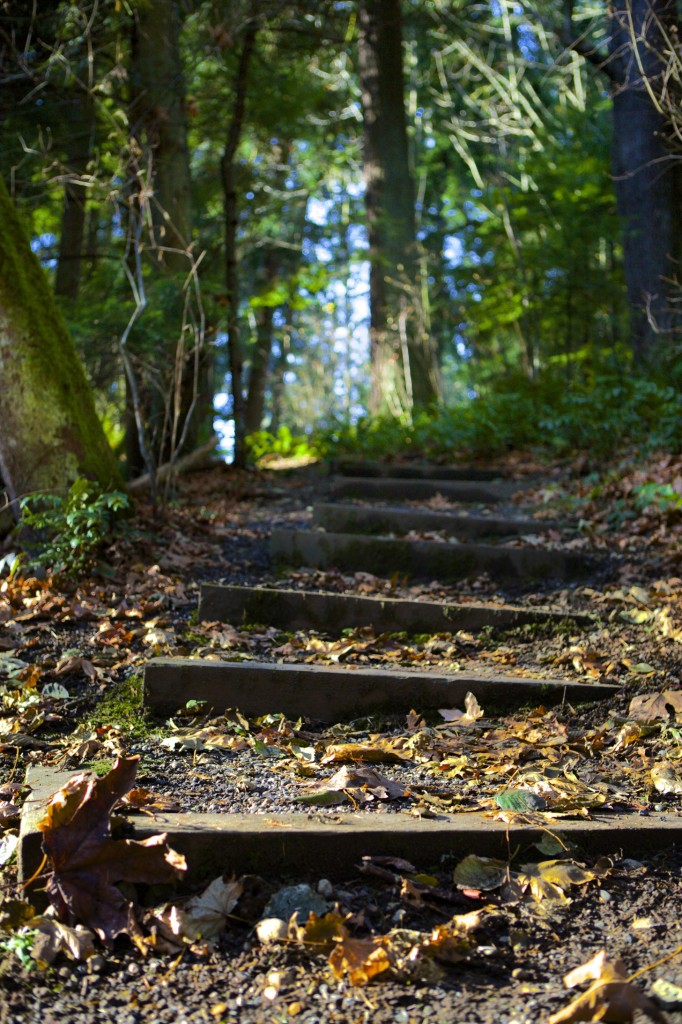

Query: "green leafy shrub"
<box><xmin>245</xmin><ymin>425</ymin><xmax>318</xmax><ymax>463</ymax></box>
<box><xmin>19</xmin><ymin>477</ymin><xmax>129</xmax><ymax>578</ymax></box>
<box><xmin>632</xmin><ymin>482</ymin><xmax>682</xmax><ymax>514</ymax></box>
<box><xmin>320</xmin><ymin>371</ymin><xmax>682</xmax><ymax>462</ymax></box>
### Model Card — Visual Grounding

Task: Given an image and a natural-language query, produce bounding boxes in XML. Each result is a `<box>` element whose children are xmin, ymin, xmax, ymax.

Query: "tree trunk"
<box><xmin>54</xmin><ymin>90</ymin><xmax>94</xmax><ymax>301</ymax></box>
<box><xmin>357</xmin><ymin>0</ymin><xmax>441</xmax><ymax>415</ymax></box>
<box><xmin>129</xmin><ymin>0</ymin><xmax>192</xmax><ymax>272</ymax></box>
<box><xmin>245</xmin><ymin>301</ymin><xmax>275</xmax><ymax>435</ymax></box>
<box><xmin>0</xmin><ymin>176</ymin><xmax>122</xmax><ymax>505</ymax></box>
<box><xmin>221</xmin><ymin>20</ymin><xmax>257</xmax><ymax>468</ymax></box>
<box><xmin>609</xmin><ymin>0</ymin><xmax>682</xmax><ymax>363</ymax></box>
<box><xmin>128</xmin><ymin>0</ymin><xmax>210</xmax><ymax>465</ymax></box>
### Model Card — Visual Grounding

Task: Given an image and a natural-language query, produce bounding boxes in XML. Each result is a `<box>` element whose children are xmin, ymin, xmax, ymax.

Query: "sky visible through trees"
<box><xmin>1</xmin><ymin>0</ymin><xmax>681</xmax><ymax>475</ymax></box>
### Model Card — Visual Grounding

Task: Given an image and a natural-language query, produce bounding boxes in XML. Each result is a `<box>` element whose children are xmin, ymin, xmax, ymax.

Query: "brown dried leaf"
<box><xmin>439</xmin><ymin>691</ymin><xmax>484</xmax><ymax>725</ymax></box>
<box><xmin>290</xmin><ymin>910</ymin><xmax>347</xmax><ymax>949</ymax></box>
<box><xmin>629</xmin><ymin>691</ymin><xmax>682</xmax><ymax>722</ymax></box>
<box><xmin>548</xmin><ymin>978</ymin><xmax>665</xmax><ymax>1023</ymax></box>
<box><xmin>324</xmin><ymin>765</ymin><xmax>409</xmax><ymax>801</ymax></box>
<box><xmin>651</xmin><ymin>764</ymin><xmax>682</xmax><ymax>795</ymax></box>
<box><xmin>548</xmin><ymin>952</ymin><xmax>666</xmax><ymax>1024</ymax></box>
<box><xmin>329</xmin><ymin>934</ymin><xmax>392</xmax><ymax>985</ymax></box>
<box><xmin>321</xmin><ymin>743</ymin><xmax>408</xmax><ymax>765</ymax></box>
<box><xmin>30</xmin><ymin>917</ymin><xmax>96</xmax><ymax>965</ymax></box>
<box><xmin>184</xmin><ymin>876</ymin><xmax>243</xmax><ymax>941</ymax></box>
<box><xmin>37</xmin><ymin>757</ymin><xmax>186</xmax><ymax>945</ymax></box>
<box><xmin>119</xmin><ymin>787</ymin><xmax>183</xmax><ymax>814</ymax></box>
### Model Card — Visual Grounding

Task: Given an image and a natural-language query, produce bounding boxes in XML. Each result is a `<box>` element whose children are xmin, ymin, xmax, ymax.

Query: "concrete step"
<box><xmin>313</xmin><ymin>502</ymin><xmax>562</xmax><ymax>540</ymax></box>
<box><xmin>143</xmin><ymin>658</ymin><xmax>615</xmax><ymax>720</ymax></box>
<box><xmin>199</xmin><ymin>584</ymin><xmax>594</xmax><ymax>634</ymax></box>
<box><xmin>20</xmin><ymin>765</ymin><xmax>682</xmax><ymax>889</ymax></box>
<box><xmin>329</xmin><ymin>459</ymin><xmax>504</xmax><ymax>481</ymax></box>
<box><xmin>328</xmin><ymin>477</ymin><xmax>523</xmax><ymax>503</ymax></box>
<box><xmin>270</xmin><ymin>529</ymin><xmax>600</xmax><ymax>584</ymax></box>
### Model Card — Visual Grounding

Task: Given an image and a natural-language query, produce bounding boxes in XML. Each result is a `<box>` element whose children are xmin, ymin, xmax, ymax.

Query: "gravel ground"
<box><xmin>4</xmin><ymin>461</ymin><xmax>682</xmax><ymax>1023</ymax></box>
<box><xmin>4</xmin><ymin>852</ymin><xmax>682</xmax><ymax>1024</ymax></box>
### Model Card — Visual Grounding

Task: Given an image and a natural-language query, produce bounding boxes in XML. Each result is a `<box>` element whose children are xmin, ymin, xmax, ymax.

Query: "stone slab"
<box><xmin>328</xmin><ymin>478</ymin><xmax>522</xmax><ymax>503</ymax></box>
<box><xmin>313</xmin><ymin>502</ymin><xmax>561</xmax><ymax>540</ymax></box>
<box><xmin>199</xmin><ymin>584</ymin><xmax>594</xmax><ymax>634</ymax></box>
<box><xmin>143</xmin><ymin>658</ymin><xmax>614</xmax><ymax>719</ymax></box>
<box><xmin>329</xmin><ymin>459</ymin><xmax>503</xmax><ymax>481</ymax></box>
<box><xmin>271</xmin><ymin>529</ymin><xmax>599</xmax><ymax>584</ymax></box>
<box><xmin>20</xmin><ymin>765</ymin><xmax>682</xmax><ymax>888</ymax></box>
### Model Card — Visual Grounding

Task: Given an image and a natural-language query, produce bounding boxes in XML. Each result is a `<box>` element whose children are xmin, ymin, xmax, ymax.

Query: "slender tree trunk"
<box><xmin>244</xmin><ymin>141</ymin><xmax>301</xmax><ymax>435</ymax></box>
<box><xmin>269</xmin><ymin>322</ymin><xmax>290</xmax><ymax>434</ymax></box>
<box><xmin>0</xmin><ymin>177</ymin><xmax>121</xmax><ymax>504</ymax></box>
<box><xmin>221</xmin><ymin>20</ymin><xmax>257</xmax><ymax>467</ymax></box>
<box><xmin>245</xmin><ymin>300</ymin><xmax>275</xmax><ymax>434</ymax></box>
<box><xmin>357</xmin><ymin>0</ymin><xmax>440</xmax><ymax>415</ymax></box>
<box><xmin>55</xmin><ymin>90</ymin><xmax>94</xmax><ymax>300</ymax></box>
<box><xmin>129</xmin><ymin>0</ymin><xmax>192</xmax><ymax>271</ymax></box>
<box><xmin>127</xmin><ymin>0</ymin><xmax>208</xmax><ymax>467</ymax></box>
<box><xmin>608</xmin><ymin>0</ymin><xmax>682</xmax><ymax>363</ymax></box>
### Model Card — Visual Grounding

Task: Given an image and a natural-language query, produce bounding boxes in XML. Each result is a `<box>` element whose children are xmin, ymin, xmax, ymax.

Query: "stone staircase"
<box><xmin>22</xmin><ymin>459</ymin><xmax>675</xmax><ymax>890</ymax></box>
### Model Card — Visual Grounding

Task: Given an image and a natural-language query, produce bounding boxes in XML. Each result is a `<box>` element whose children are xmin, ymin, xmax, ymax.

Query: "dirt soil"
<box><xmin>3</xmin><ymin>455</ymin><xmax>682</xmax><ymax>1024</ymax></box>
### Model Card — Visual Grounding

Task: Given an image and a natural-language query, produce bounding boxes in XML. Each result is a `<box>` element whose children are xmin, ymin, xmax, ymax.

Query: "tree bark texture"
<box><xmin>245</xmin><ymin>300</ymin><xmax>276</xmax><ymax>434</ymax></box>
<box><xmin>54</xmin><ymin>90</ymin><xmax>94</xmax><ymax>300</ymax></box>
<box><xmin>128</xmin><ymin>0</ymin><xmax>211</xmax><ymax>464</ymax></box>
<box><xmin>244</xmin><ymin>141</ymin><xmax>301</xmax><ymax>435</ymax></box>
<box><xmin>608</xmin><ymin>0</ymin><xmax>682</xmax><ymax>362</ymax></box>
<box><xmin>357</xmin><ymin>0</ymin><xmax>441</xmax><ymax>414</ymax></box>
<box><xmin>129</xmin><ymin>0</ymin><xmax>192</xmax><ymax>273</ymax></box>
<box><xmin>221</xmin><ymin>20</ymin><xmax>257</xmax><ymax>467</ymax></box>
<box><xmin>0</xmin><ymin>177</ymin><xmax>122</xmax><ymax>504</ymax></box>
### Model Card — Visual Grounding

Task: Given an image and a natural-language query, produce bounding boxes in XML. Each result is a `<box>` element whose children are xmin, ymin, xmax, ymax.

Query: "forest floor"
<box><xmin>2</xmin><ymin>451</ymin><xmax>682</xmax><ymax>1024</ymax></box>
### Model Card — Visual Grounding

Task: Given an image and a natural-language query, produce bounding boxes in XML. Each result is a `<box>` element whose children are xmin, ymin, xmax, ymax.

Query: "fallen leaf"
<box><xmin>519</xmin><ymin>860</ymin><xmax>596</xmax><ymax>902</ymax></box>
<box><xmin>119</xmin><ymin>787</ymin><xmax>183</xmax><ymax>813</ymax></box>
<box><xmin>329</xmin><ymin>934</ymin><xmax>392</xmax><ymax>985</ymax></box>
<box><xmin>453</xmin><ymin>855</ymin><xmax>508</xmax><ymax>891</ymax></box>
<box><xmin>495</xmin><ymin>789</ymin><xmax>547</xmax><ymax>812</ymax></box>
<box><xmin>320</xmin><ymin>743</ymin><xmax>407</xmax><ymax>765</ymax></box>
<box><xmin>439</xmin><ymin>692</ymin><xmax>484</xmax><ymax>725</ymax></box>
<box><xmin>290</xmin><ymin>910</ymin><xmax>347</xmax><ymax>949</ymax></box>
<box><xmin>629</xmin><ymin>691</ymin><xmax>682</xmax><ymax>722</ymax></box>
<box><xmin>30</xmin><ymin>917</ymin><xmax>96</xmax><ymax>965</ymax></box>
<box><xmin>37</xmin><ymin>757</ymin><xmax>186</xmax><ymax>946</ymax></box>
<box><xmin>549</xmin><ymin>951</ymin><xmax>666</xmax><ymax>1024</ymax></box>
<box><xmin>184</xmin><ymin>876</ymin><xmax>243</xmax><ymax>941</ymax></box>
<box><xmin>651</xmin><ymin>764</ymin><xmax>682</xmax><ymax>795</ymax></box>
<box><xmin>0</xmin><ymin>832</ymin><xmax>19</xmax><ymax>866</ymax></box>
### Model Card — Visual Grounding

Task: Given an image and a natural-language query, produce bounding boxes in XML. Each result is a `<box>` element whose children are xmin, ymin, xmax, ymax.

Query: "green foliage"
<box><xmin>321</xmin><ymin>372</ymin><xmax>682</xmax><ymax>461</ymax></box>
<box><xmin>19</xmin><ymin>477</ymin><xmax>129</xmax><ymax>578</ymax></box>
<box><xmin>0</xmin><ymin>930</ymin><xmax>37</xmax><ymax>969</ymax></box>
<box><xmin>245</xmin><ymin>426</ymin><xmax>319</xmax><ymax>463</ymax></box>
<box><xmin>632</xmin><ymin>482</ymin><xmax>682</xmax><ymax>514</ymax></box>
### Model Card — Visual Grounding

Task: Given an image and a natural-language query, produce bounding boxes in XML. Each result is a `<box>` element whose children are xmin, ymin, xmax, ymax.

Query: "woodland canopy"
<box><xmin>1</xmin><ymin>0</ymin><xmax>681</xmax><ymax>491</ymax></box>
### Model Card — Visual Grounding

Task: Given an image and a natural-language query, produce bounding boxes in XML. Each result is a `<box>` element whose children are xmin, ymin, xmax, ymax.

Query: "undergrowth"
<box><xmin>18</xmin><ymin>478</ymin><xmax>129</xmax><ymax>578</ymax></box>
<box><xmin>312</xmin><ymin>372</ymin><xmax>682</xmax><ymax>461</ymax></box>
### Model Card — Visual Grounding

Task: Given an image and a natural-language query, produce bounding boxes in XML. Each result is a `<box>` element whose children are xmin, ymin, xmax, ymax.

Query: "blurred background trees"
<box><xmin>2</xmin><ymin>0</ymin><xmax>681</xmax><ymax>473</ymax></box>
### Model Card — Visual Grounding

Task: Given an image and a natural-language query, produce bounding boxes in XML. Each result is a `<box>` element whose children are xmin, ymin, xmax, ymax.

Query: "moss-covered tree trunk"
<box><xmin>0</xmin><ymin>176</ymin><xmax>122</xmax><ymax>505</ymax></box>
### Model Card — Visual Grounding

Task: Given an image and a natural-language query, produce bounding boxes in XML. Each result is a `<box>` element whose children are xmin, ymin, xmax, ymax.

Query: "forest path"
<box><xmin>13</xmin><ymin>459</ymin><xmax>682</xmax><ymax>1024</ymax></box>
